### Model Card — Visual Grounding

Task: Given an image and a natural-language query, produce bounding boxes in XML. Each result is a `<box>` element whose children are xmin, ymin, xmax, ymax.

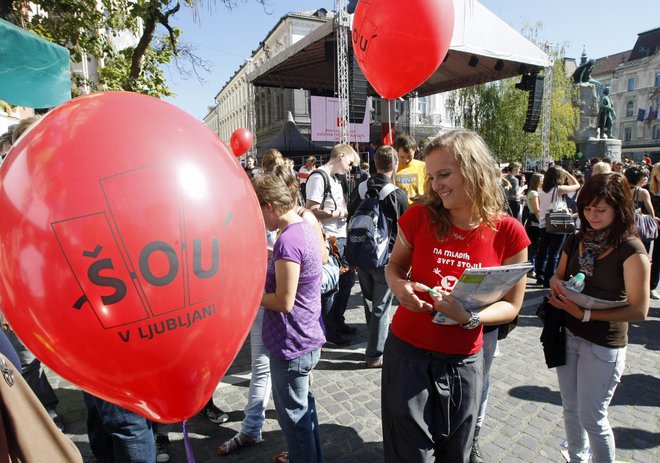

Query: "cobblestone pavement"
<box><xmin>52</xmin><ymin>279</ymin><xmax>660</xmax><ymax>462</ymax></box>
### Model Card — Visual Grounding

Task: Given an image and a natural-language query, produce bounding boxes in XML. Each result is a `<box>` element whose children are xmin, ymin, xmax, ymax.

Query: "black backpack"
<box><xmin>345</xmin><ymin>182</ymin><xmax>397</xmax><ymax>269</ymax></box>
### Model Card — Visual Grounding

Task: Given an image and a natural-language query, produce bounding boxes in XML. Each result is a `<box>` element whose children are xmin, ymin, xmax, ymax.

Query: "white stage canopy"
<box><xmin>248</xmin><ymin>0</ymin><xmax>550</xmax><ymax>97</ymax></box>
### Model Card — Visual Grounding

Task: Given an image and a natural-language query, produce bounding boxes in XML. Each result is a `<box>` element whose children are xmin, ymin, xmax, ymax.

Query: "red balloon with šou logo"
<box><xmin>352</xmin><ymin>0</ymin><xmax>455</xmax><ymax>99</ymax></box>
<box><xmin>230</xmin><ymin>128</ymin><xmax>253</xmax><ymax>157</ymax></box>
<box><xmin>0</xmin><ymin>92</ymin><xmax>266</xmax><ymax>422</ymax></box>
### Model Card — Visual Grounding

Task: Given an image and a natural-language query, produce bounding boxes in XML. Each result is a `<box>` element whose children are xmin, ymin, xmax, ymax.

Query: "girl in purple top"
<box><xmin>252</xmin><ymin>172</ymin><xmax>324</xmax><ymax>463</ymax></box>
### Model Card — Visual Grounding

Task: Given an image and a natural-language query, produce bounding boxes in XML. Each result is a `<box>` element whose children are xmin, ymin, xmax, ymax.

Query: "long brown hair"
<box><xmin>421</xmin><ymin>129</ymin><xmax>504</xmax><ymax>239</ymax></box>
<box><xmin>650</xmin><ymin>163</ymin><xmax>660</xmax><ymax>195</ymax></box>
<box><xmin>577</xmin><ymin>173</ymin><xmax>637</xmax><ymax>246</ymax></box>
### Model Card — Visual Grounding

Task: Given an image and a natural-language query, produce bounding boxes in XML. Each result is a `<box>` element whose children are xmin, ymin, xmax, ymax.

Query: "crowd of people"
<box><xmin>1</xmin><ymin>120</ymin><xmax>652</xmax><ymax>463</ymax></box>
<box><xmin>230</xmin><ymin>137</ymin><xmax>651</xmax><ymax>463</ymax></box>
<box><xmin>515</xmin><ymin>156</ymin><xmax>660</xmax><ymax>299</ymax></box>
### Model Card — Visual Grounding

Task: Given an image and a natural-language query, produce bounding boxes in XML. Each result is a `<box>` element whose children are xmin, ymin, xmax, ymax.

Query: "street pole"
<box><xmin>541</xmin><ymin>43</ymin><xmax>554</xmax><ymax>169</ymax></box>
<box><xmin>246</xmin><ymin>58</ymin><xmax>257</xmax><ymax>159</ymax></box>
<box><xmin>336</xmin><ymin>0</ymin><xmax>350</xmax><ymax>145</ymax></box>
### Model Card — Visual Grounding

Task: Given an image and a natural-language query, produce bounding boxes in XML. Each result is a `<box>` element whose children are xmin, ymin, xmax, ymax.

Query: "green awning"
<box><xmin>0</xmin><ymin>18</ymin><xmax>71</xmax><ymax>108</ymax></box>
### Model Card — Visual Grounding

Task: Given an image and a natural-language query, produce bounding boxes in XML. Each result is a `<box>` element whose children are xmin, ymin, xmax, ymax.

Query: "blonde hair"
<box><xmin>330</xmin><ymin>143</ymin><xmax>358</xmax><ymax>165</ymax></box>
<box><xmin>650</xmin><ymin>163</ymin><xmax>660</xmax><ymax>195</ymax></box>
<box><xmin>260</xmin><ymin>149</ymin><xmax>285</xmax><ymax>172</ymax></box>
<box><xmin>528</xmin><ymin>173</ymin><xmax>543</xmax><ymax>192</ymax></box>
<box><xmin>421</xmin><ymin>129</ymin><xmax>504</xmax><ymax>238</ymax></box>
<box><xmin>592</xmin><ymin>161</ymin><xmax>611</xmax><ymax>175</ymax></box>
<box><xmin>271</xmin><ymin>164</ymin><xmax>301</xmax><ymax>207</ymax></box>
<box><xmin>251</xmin><ymin>172</ymin><xmax>296</xmax><ymax>213</ymax></box>
<box><xmin>11</xmin><ymin>115</ymin><xmax>40</xmax><ymax>144</ymax></box>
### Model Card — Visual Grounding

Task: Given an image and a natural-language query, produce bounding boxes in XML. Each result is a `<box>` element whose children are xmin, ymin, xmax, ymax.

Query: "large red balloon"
<box><xmin>0</xmin><ymin>92</ymin><xmax>266</xmax><ymax>423</ymax></box>
<box><xmin>352</xmin><ymin>0</ymin><xmax>455</xmax><ymax>99</ymax></box>
<box><xmin>230</xmin><ymin>128</ymin><xmax>253</xmax><ymax>157</ymax></box>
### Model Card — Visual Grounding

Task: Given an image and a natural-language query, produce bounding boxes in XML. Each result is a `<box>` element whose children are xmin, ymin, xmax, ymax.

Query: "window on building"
<box><xmin>656</xmin><ymin>72</ymin><xmax>660</xmax><ymax>87</ymax></box>
<box><xmin>626</xmin><ymin>101</ymin><xmax>634</xmax><ymax>117</ymax></box>
<box><xmin>653</xmin><ymin>125</ymin><xmax>660</xmax><ymax>140</ymax></box>
<box><xmin>624</xmin><ymin>127</ymin><xmax>632</xmax><ymax>141</ymax></box>
<box><xmin>277</xmin><ymin>92</ymin><xmax>284</xmax><ymax>119</ymax></box>
<box><xmin>417</xmin><ymin>98</ymin><xmax>427</xmax><ymax>116</ymax></box>
<box><xmin>627</xmin><ymin>77</ymin><xmax>635</xmax><ymax>91</ymax></box>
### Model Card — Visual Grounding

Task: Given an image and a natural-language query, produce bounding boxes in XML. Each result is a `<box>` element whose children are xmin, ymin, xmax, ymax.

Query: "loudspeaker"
<box><xmin>349</xmin><ymin>51</ymin><xmax>368</xmax><ymax>123</ymax></box>
<box><xmin>522</xmin><ymin>75</ymin><xmax>544</xmax><ymax>133</ymax></box>
<box><xmin>324</xmin><ymin>40</ymin><xmax>336</xmax><ymax>61</ymax></box>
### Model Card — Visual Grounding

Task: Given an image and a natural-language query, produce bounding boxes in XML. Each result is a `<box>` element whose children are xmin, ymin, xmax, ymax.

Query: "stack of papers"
<box><xmin>431</xmin><ymin>263</ymin><xmax>533</xmax><ymax>325</ymax></box>
<box><xmin>559</xmin><ymin>280</ymin><xmax>627</xmax><ymax>309</ymax></box>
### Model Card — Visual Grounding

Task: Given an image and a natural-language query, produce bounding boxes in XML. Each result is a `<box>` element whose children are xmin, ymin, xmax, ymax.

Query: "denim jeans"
<box><xmin>476</xmin><ymin>328</ymin><xmax>498</xmax><ymax>427</ymax></box>
<box><xmin>525</xmin><ymin>224</ymin><xmax>541</xmax><ymax>269</ymax></box>
<box><xmin>241</xmin><ymin>307</ymin><xmax>271</xmax><ymax>439</ymax></box>
<box><xmin>535</xmin><ymin>229</ymin><xmax>568</xmax><ymax>283</ymax></box>
<box><xmin>357</xmin><ymin>266</ymin><xmax>393</xmax><ymax>362</ymax></box>
<box><xmin>650</xmin><ymin>235</ymin><xmax>660</xmax><ymax>290</ymax></box>
<box><xmin>556</xmin><ymin>329</ymin><xmax>626</xmax><ymax>463</ymax></box>
<box><xmin>269</xmin><ymin>348</ymin><xmax>322</xmax><ymax>463</ymax></box>
<box><xmin>6</xmin><ymin>330</ymin><xmax>59</xmax><ymax>410</ymax></box>
<box><xmin>0</xmin><ymin>330</ymin><xmax>20</xmax><ymax>370</ymax></box>
<box><xmin>84</xmin><ymin>393</ymin><xmax>156</xmax><ymax>463</ymax></box>
<box><xmin>323</xmin><ymin>237</ymin><xmax>356</xmax><ymax>337</ymax></box>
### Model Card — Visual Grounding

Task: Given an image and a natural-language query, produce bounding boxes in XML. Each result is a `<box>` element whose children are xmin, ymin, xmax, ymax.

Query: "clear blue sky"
<box><xmin>163</xmin><ymin>0</ymin><xmax>660</xmax><ymax>120</ymax></box>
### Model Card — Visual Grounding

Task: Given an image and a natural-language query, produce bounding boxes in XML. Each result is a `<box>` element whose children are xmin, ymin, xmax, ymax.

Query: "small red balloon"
<box><xmin>352</xmin><ymin>0</ymin><xmax>455</xmax><ymax>99</ymax></box>
<box><xmin>0</xmin><ymin>92</ymin><xmax>266</xmax><ymax>422</ymax></box>
<box><xmin>230</xmin><ymin>128</ymin><xmax>253</xmax><ymax>157</ymax></box>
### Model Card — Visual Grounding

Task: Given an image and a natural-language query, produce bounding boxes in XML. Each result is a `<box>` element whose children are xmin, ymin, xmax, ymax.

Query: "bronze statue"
<box><xmin>572</xmin><ymin>59</ymin><xmax>595</xmax><ymax>84</ymax></box>
<box><xmin>597</xmin><ymin>87</ymin><xmax>616</xmax><ymax>139</ymax></box>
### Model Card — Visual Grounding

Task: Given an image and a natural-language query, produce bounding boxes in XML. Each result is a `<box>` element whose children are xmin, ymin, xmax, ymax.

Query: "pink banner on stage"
<box><xmin>310</xmin><ymin>96</ymin><xmax>371</xmax><ymax>142</ymax></box>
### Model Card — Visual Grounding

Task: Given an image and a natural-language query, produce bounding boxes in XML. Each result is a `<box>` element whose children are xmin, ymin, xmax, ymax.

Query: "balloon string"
<box><xmin>387</xmin><ymin>99</ymin><xmax>392</xmax><ymax>145</ymax></box>
<box><xmin>182</xmin><ymin>420</ymin><xmax>196</xmax><ymax>463</ymax></box>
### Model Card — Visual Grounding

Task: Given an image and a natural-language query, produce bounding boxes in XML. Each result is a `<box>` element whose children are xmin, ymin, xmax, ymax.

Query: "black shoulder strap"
<box><xmin>309</xmin><ymin>169</ymin><xmax>335</xmax><ymax>211</ymax></box>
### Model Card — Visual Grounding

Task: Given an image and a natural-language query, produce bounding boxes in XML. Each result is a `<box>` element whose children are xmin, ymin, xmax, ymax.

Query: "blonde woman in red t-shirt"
<box><xmin>384</xmin><ymin>129</ymin><xmax>529</xmax><ymax>463</ymax></box>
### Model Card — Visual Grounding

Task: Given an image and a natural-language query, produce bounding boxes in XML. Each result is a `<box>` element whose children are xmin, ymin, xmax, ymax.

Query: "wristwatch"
<box><xmin>461</xmin><ymin>311</ymin><xmax>481</xmax><ymax>329</ymax></box>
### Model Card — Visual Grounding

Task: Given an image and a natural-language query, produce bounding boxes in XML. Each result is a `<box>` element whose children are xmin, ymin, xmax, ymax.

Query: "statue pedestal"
<box><xmin>583</xmin><ymin>137</ymin><xmax>621</xmax><ymax>162</ymax></box>
<box><xmin>574</xmin><ymin>84</ymin><xmax>600</xmax><ymax>144</ymax></box>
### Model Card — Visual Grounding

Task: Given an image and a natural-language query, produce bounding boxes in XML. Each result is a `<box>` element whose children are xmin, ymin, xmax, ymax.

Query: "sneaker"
<box><xmin>366</xmin><ymin>357</ymin><xmax>383</xmax><ymax>368</ymax></box>
<box><xmin>651</xmin><ymin>290</ymin><xmax>660</xmax><ymax>300</ymax></box>
<box><xmin>325</xmin><ymin>334</ymin><xmax>350</xmax><ymax>346</ymax></box>
<box><xmin>199</xmin><ymin>403</ymin><xmax>229</xmax><ymax>424</ymax></box>
<box><xmin>156</xmin><ymin>434</ymin><xmax>170</xmax><ymax>463</ymax></box>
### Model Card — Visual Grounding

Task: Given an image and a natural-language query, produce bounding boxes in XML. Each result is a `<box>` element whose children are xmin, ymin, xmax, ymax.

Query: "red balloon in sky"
<box><xmin>0</xmin><ymin>92</ymin><xmax>266</xmax><ymax>423</ymax></box>
<box><xmin>230</xmin><ymin>128</ymin><xmax>253</xmax><ymax>157</ymax></box>
<box><xmin>352</xmin><ymin>0</ymin><xmax>455</xmax><ymax>99</ymax></box>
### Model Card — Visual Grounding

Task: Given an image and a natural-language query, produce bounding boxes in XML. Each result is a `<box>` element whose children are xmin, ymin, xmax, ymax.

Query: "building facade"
<box><xmin>205</xmin><ymin>10</ymin><xmax>329</xmax><ymax>152</ymax></box>
<box><xmin>592</xmin><ymin>27</ymin><xmax>660</xmax><ymax>161</ymax></box>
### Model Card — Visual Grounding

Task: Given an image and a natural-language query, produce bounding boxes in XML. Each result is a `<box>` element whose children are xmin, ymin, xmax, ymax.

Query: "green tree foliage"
<box><xmin>1</xmin><ymin>0</ymin><xmax>264</xmax><ymax>97</ymax></box>
<box><xmin>548</xmin><ymin>56</ymin><xmax>580</xmax><ymax>161</ymax></box>
<box><xmin>447</xmin><ymin>24</ymin><xmax>578</xmax><ymax>166</ymax></box>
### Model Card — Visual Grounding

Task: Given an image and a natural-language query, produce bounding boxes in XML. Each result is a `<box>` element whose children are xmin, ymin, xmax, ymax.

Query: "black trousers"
<box><xmin>382</xmin><ymin>334</ymin><xmax>483</xmax><ymax>463</ymax></box>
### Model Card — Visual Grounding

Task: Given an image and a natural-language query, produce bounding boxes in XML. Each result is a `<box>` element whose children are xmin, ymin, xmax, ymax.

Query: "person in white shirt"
<box><xmin>305</xmin><ymin>144</ymin><xmax>359</xmax><ymax>345</ymax></box>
